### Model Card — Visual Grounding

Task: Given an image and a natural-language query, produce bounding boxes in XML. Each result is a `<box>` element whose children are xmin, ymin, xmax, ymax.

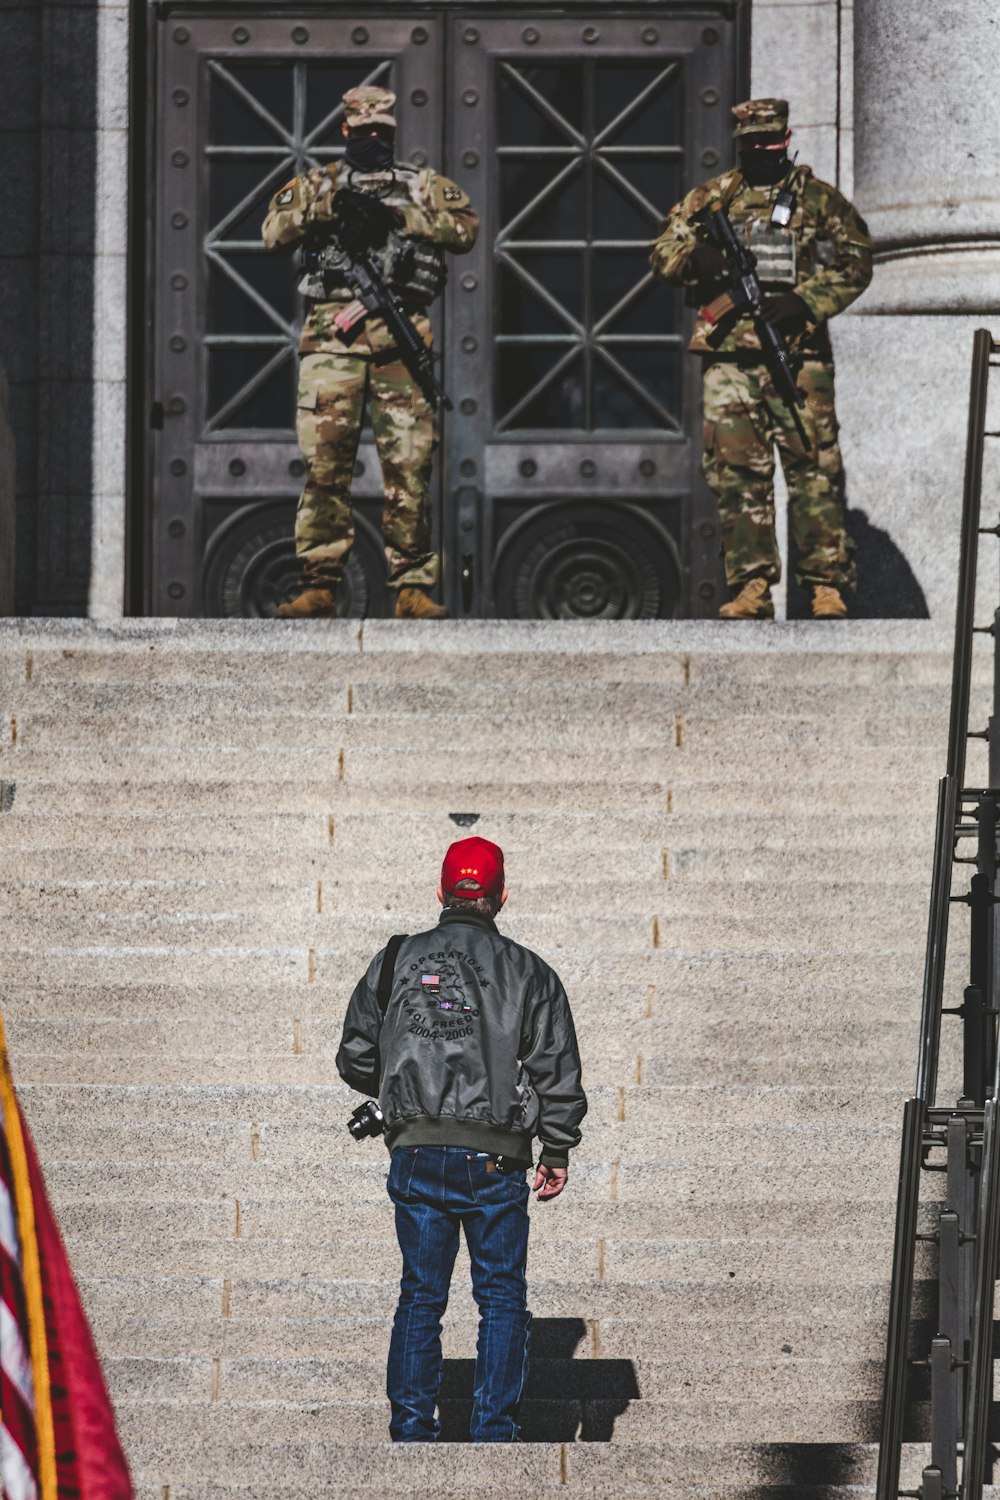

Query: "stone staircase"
<box><xmin>0</xmin><ymin>618</ymin><xmax>984</xmax><ymax>1498</ymax></box>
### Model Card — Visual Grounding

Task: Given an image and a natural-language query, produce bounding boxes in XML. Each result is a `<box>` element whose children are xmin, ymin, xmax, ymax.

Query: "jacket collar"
<box><xmin>438</xmin><ymin>907</ymin><xmax>497</xmax><ymax>934</ymax></box>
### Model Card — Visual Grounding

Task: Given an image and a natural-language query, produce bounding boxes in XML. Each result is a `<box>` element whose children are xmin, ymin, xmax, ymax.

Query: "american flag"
<box><xmin>0</xmin><ymin>1020</ymin><xmax>133</xmax><ymax>1500</ymax></box>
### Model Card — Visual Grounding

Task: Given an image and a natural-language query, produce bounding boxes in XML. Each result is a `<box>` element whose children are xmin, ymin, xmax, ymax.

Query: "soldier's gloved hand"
<box><xmin>760</xmin><ymin>292</ymin><xmax>811</xmax><ymax>334</ymax></box>
<box><xmin>685</xmin><ymin>242</ymin><xmax>727</xmax><ymax>281</ymax></box>
<box><xmin>333</xmin><ymin>188</ymin><xmax>405</xmax><ymax>257</ymax></box>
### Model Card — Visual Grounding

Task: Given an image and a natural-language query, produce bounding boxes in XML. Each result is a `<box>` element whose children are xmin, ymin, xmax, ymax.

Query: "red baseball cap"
<box><xmin>441</xmin><ymin>837</ymin><xmax>505</xmax><ymax>899</ymax></box>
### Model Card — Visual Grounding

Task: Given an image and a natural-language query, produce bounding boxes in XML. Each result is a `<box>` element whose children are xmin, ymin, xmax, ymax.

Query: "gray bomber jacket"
<box><xmin>336</xmin><ymin>908</ymin><xmax>587</xmax><ymax>1168</ymax></box>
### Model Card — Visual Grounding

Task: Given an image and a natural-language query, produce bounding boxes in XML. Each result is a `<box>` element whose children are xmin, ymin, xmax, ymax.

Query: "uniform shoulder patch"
<box><xmin>430</xmin><ymin>174</ymin><xmax>470</xmax><ymax>211</ymax></box>
<box><xmin>275</xmin><ymin>184</ymin><xmax>296</xmax><ymax>207</ymax></box>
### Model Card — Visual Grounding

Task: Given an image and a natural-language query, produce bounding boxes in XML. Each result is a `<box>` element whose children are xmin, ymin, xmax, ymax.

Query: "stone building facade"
<box><xmin>2</xmin><ymin>0</ymin><xmax>995</xmax><ymax>621</ymax></box>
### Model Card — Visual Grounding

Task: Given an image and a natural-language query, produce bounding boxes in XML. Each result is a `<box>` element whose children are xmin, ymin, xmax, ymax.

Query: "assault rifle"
<box><xmin>302</xmin><ymin>197</ymin><xmax>451</xmax><ymax>414</ymax></box>
<box><xmin>690</xmin><ymin>204</ymin><xmax>811</xmax><ymax>453</ymax></box>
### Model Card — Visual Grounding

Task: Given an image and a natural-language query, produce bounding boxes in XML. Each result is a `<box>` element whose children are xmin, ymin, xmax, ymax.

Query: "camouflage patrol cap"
<box><xmin>731</xmin><ymin>98</ymin><xmax>789</xmax><ymax>138</ymax></box>
<box><xmin>343</xmin><ymin>85</ymin><xmax>397</xmax><ymax>130</ymax></box>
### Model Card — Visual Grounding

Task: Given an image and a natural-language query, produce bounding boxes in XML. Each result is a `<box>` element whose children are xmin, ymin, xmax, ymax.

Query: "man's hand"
<box><xmin>685</xmin><ymin>242</ymin><xmax>727</xmax><ymax>281</ymax></box>
<box><xmin>532</xmin><ymin>1164</ymin><xmax>567</xmax><ymax>1201</ymax></box>
<box><xmin>760</xmin><ymin>291</ymin><xmax>811</xmax><ymax>335</ymax></box>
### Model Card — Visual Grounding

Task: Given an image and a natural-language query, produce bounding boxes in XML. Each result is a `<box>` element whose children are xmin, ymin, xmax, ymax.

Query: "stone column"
<box><xmin>822</xmin><ymin>0</ymin><xmax>1000</xmax><ymax>625</ymax></box>
<box><xmin>853</xmin><ymin>0</ymin><xmax>1000</xmax><ymax>314</ymax></box>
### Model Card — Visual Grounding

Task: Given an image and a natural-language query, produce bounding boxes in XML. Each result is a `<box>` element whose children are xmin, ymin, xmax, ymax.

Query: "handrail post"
<box><xmin>917</xmin><ymin>777</ymin><xmax>957</xmax><ymax>1106</ymax></box>
<box><xmin>947</xmin><ymin>327</ymin><xmax>993</xmax><ymax>791</ymax></box>
<box><xmin>961</xmin><ymin>1098</ymin><xmax>1000</xmax><ymax>1498</ymax></box>
<box><xmin>876</xmin><ymin>1097</ymin><xmax>925</xmax><ymax>1500</ymax></box>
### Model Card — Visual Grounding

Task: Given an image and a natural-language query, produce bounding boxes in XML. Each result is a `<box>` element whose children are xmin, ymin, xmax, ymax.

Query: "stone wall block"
<box><xmin>750</xmin><ymin>1</ymin><xmax>839</xmax><ymax>130</ymax></box>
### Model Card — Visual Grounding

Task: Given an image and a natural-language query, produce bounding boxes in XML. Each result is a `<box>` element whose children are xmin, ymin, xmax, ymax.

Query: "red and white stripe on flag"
<box><xmin>0</xmin><ymin>1019</ymin><xmax>133</xmax><ymax>1499</ymax></box>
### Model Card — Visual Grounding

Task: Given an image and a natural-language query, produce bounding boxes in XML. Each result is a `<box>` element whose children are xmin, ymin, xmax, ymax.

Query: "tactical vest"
<box><xmin>297</xmin><ymin>161</ymin><xmax>448</xmax><ymax>305</ymax></box>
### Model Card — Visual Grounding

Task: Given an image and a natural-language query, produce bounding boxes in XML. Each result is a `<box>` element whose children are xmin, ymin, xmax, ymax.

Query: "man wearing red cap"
<box><xmin>337</xmin><ymin>836</ymin><xmax>587</xmax><ymax>1442</ymax></box>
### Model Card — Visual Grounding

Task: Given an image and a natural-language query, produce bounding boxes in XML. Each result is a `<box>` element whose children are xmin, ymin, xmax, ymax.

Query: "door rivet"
<box><xmin>463</xmin><ymin>151</ymin><xmax>480</xmax><ymax>169</ymax></box>
<box><xmin>701</xmin><ymin>87</ymin><xmax>719</xmax><ymax>106</ymax></box>
<box><xmin>169</xmin><ymin>459</ymin><xmax>187</xmax><ymax>477</ymax></box>
<box><xmin>639</xmin><ymin>459</ymin><xmax>656</xmax><ymax>477</ymax></box>
<box><xmin>460</xmin><ymin>459</ymin><xmax>477</xmax><ymax>477</ymax></box>
<box><xmin>461</xmin><ymin>275</ymin><xmax>478</xmax><ymax>291</ymax></box>
<box><xmin>232</xmin><ymin>26</ymin><xmax>250</xmax><ymax>44</ymax></box>
<box><xmin>167</xmin><ymin>582</ymin><xmax>186</xmax><ymax>600</ymax></box>
<box><xmin>461</xmin><ymin>336</ymin><xmax>478</xmax><ymax>353</ymax></box>
<box><xmin>352</xmin><ymin>26</ymin><xmax>369</xmax><ymax>45</ymax></box>
<box><xmin>580</xmin><ymin>459</ymin><xmax>597</xmax><ymax>478</ymax></box>
<box><xmin>463</xmin><ymin>27</ymin><xmax>480</xmax><ymax>44</ymax></box>
<box><xmin>169</xmin><ymin>335</ymin><xmax>187</xmax><ymax>353</ymax></box>
<box><xmin>412</xmin><ymin>26</ymin><xmax>429</xmax><ymax>44</ymax></box>
<box><xmin>582</xmin><ymin>26</ymin><xmax>600</xmax><ymax>44</ymax></box>
<box><xmin>641</xmin><ymin>28</ymin><xmax>659</xmax><ymax>45</ymax></box>
<box><xmin>519</xmin><ymin>459</ymin><xmax>537</xmax><ymax>478</ymax></box>
<box><xmin>229</xmin><ymin>458</ymin><xmax>246</xmax><ymax>477</ymax></box>
<box><xmin>522</xmin><ymin>27</ymin><xmax>539</xmax><ymax>45</ymax></box>
<box><xmin>460</xmin><ymin>398</ymin><xmax>477</xmax><ymax>415</ymax></box>
<box><xmin>292</xmin><ymin>27</ymin><xmax>309</xmax><ymax>45</ymax></box>
<box><xmin>167</xmin><ymin>520</ymin><xmax>186</xmax><ymax>539</ymax></box>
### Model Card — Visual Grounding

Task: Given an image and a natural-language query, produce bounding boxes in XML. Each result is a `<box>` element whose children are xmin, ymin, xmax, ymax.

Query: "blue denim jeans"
<box><xmin>385</xmin><ymin>1144</ymin><xmax>532</xmax><ymax>1442</ymax></box>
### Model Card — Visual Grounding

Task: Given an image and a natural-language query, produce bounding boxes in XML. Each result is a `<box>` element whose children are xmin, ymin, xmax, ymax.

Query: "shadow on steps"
<box><xmin>437</xmin><ymin>1316</ymin><xmax>640</xmax><ymax>1441</ymax></box>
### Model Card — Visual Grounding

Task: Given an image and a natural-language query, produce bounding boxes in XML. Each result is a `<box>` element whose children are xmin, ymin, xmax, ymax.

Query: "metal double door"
<box><xmin>148</xmin><ymin>7</ymin><xmax>739</xmax><ymax>617</ymax></box>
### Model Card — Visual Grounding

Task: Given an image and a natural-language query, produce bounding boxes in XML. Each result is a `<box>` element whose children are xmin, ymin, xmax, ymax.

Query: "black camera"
<box><xmin>348</xmin><ymin>1099</ymin><xmax>384</xmax><ymax>1141</ymax></box>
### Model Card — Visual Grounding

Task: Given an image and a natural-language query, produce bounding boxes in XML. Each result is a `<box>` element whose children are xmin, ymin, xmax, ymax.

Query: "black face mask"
<box><xmin>739</xmin><ymin>145</ymin><xmax>790</xmax><ymax>186</ymax></box>
<box><xmin>345</xmin><ymin>134</ymin><xmax>395</xmax><ymax>173</ymax></box>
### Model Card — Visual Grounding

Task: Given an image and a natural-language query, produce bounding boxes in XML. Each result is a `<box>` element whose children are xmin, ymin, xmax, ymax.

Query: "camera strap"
<box><xmin>376</xmin><ymin>933</ymin><xmax>408</xmax><ymax>1023</ymax></box>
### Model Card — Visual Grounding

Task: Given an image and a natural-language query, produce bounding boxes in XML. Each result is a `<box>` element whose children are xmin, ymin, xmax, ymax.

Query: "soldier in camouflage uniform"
<box><xmin>650</xmin><ymin>98</ymin><xmax>873</xmax><ymax>619</ymax></box>
<box><xmin>262</xmin><ymin>86</ymin><xmax>479</xmax><ymax>619</ymax></box>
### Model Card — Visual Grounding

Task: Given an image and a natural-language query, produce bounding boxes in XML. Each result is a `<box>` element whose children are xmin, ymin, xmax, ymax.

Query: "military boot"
<box><xmin>275</xmin><ymin>587</ymin><xmax>338</xmax><ymax>619</ymax></box>
<box><xmin>395</xmin><ymin>587</ymin><xmax>448</xmax><ymax>620</ymax></box>
<box><xmin>811</xmin><ymin>585</ymin><xmax>848</xmax><ymax>619</ymax></box>
<box><xmin>718</xmin><ymin>577</ymin><xmax>774</xmax><ymax>620</ymax></box>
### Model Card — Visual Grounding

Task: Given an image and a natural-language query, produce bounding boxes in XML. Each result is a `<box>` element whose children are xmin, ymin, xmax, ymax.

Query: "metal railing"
<box><xmin>877</xmin><ymin>329</ymin><xmax>1000</xmax><ymax>1500</ymax></box>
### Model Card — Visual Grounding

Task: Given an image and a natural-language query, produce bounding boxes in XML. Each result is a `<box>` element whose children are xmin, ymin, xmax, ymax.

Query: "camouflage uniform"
<box><xmin>650</xmin><ymin>99</ymin><xmax>873</xmax><ymax>595</ymax></box>
<box><xmin>262</xmin><ymin>87</ymin><xmax>479</xmax><ymax>593</ymax></box>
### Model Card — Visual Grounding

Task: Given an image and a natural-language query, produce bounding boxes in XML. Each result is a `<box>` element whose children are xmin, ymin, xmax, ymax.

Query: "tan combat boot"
<box><xmin>811</xmin><ymin>585</ymin><xmax>848</xmax><ymax>619</ymax></box>
<box><xmin>395</xmin><ymin>587</ymin><xmax>448</xmax><ymax>620</ymax></box>
<box><xmin>275</xmin><ymin>587</ymin><xmax>338</xmax><ymax>619</ymax></box>
<box><xmin>718</xmin><ymin>577</ymin><xmax>775</xmax><ymax>620</ymax></box>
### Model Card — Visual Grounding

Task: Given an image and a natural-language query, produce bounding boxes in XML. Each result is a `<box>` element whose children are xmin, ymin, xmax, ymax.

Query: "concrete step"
<box><xmin>28</xmin><ymin>1116</ymin><xmax>902</xmax><ymax>1169</ymax></box>
<box><xmin>86</xmin><ymin>1309</ymin><xmax>893</xmax><ymax>1363</ymax></box>
<box><xmin>2</xmin><ymin>1012</ymin><xmax>926</xmax><ymax>1068</ymax></box>
<box><xmin>0</xmin><ymin>677</ymin><xmax>959</xmax><ymax>725</ymax></box>
<box><xmin>0</xmin><ymin>977</ymin><xmax>931</xmax><ymax>1027</ymax></box>
<box><xmin>78</xmin><ymin>1271</ymin><xmax>922</xmax><ymax>1326</ymax></box>
<box><xmin>42</xmin><ymin>1156</ymin><xmax>911</xmax><ymax>1206</ymax></box>
<box><xmin>17</xmin><ymin>1083</ymin><xmax>907</xmax><ymax>1127</ymax></box>
<box><xmin>0</xmin><ymin>744</ymin><xmax>954</xmax><ymax>786</ymax></box>
<box><xmin>69</xmin><ymin>1433</ymin><xmax>941</xmax><ymax>1487</ymax></box>
<box><xmin>51</xmin><ymin>1194</ymin><xmax>913</xmax><ymax>1245</ymax></box>
<box><xmin>0</xmin><ymin>897</ymin><xmax>933</xmax><ymax>953</ymax></box>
